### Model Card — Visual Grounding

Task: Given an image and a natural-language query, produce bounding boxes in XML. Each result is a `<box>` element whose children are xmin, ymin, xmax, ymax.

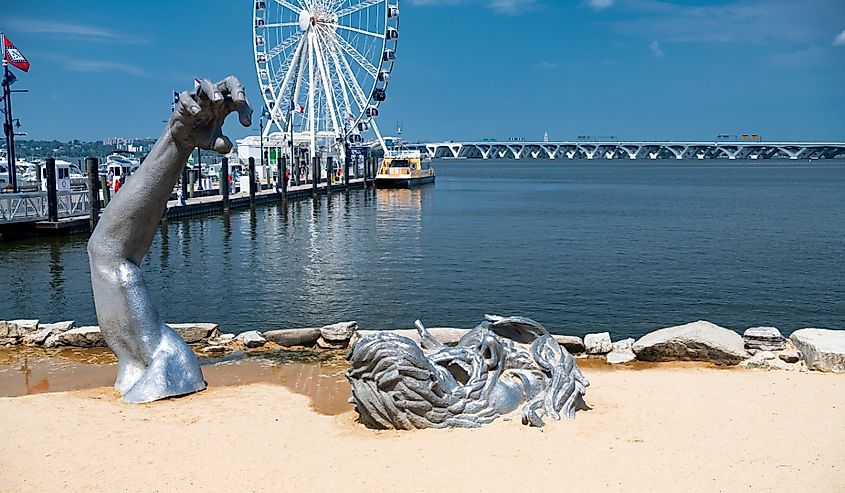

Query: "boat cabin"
<box><xmin>40</xmin><ymin>161</ymin><xmax>73</xmax><ymax>193</ymax></box>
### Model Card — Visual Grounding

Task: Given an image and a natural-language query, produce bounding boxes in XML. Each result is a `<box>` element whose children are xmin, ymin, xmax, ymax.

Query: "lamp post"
<box><xmin>2</xmin><ymin>64</ymin><xmax>27</xmax><ymax>192</ymax></box>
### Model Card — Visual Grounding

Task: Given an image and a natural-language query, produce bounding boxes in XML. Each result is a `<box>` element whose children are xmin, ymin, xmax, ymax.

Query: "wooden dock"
<box><xmin>0</xmin><ymin>178</ymin><xmax>371</xmax><ymax>240</ymax></box>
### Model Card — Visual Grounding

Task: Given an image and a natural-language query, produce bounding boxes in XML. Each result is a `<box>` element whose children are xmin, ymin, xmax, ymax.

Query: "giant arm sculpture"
<box><xmin>347</xmin><ymin>315</ymin><xmax>589</xmax><ymax>429</ymax></box>
<box><xmin>88</xmin><ymin>77</ymin><xmax>252</xmax><ymax>404</ymax></box>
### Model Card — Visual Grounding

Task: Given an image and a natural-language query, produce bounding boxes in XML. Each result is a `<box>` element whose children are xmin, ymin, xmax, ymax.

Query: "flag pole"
<box><xmin>2</xmin><ymin>32</ymin><xmax>19</xmax><ymax>192</ymax></box>
<box><xmin>2</xmin><ymin>32</ymin><xmax>14</xmax><ymax>192</ymax></box>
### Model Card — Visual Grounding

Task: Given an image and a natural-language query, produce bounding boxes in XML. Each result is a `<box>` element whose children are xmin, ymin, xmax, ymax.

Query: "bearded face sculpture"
<box><xmin>346</xmin><ymin>315</ymin><xmax>589</xmax><ymax>429</ymax></box>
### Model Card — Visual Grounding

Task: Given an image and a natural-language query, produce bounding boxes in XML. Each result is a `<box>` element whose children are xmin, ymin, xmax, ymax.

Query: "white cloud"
<box><xmin>588</xmin><ymin>0</ymin><xmax>614</xmax><ymax>10</ymax></box>
<box><xmin>9</xmin><ymin>17</ymin><xmax>149</xmax><ymax>44</ymax></box>
<box><xmin>612</xmin><ymin>0</ymin><xmax>844</xmax><ymax>45</ymax></box>
<box><xmin>64</xmin><ymin>60</ymin><xmax>150</xmax><ymax>77</ymax></box>
<box><xmin>39</xmin><ymin>53</ymin><xmax>150</xmax><ymax>77</ymax></box>
<box><xmin>834</xmin><ymin>30</ymin><xmax>845</xmax><ymax>46</ymax></box>
<box><xmin>769</xmin><ymin>44</ymin><xmax>826</xmax><ymax>66</ymax></box>
<box><xmin>535</xmin><ymin>61</ymin><xmax>559</xmax><ymax>70</ymax></box>
<box><xmin>649</xmin><ymin>40</ymin><xmax>665</xmax><ymax>58</ymax></box>
<box><xmin>408</xmin><ymin>0</ymin><xmax>539</xmax><ymax>15</ymax></box>
<box><xmin>487</xmin><ymin>0</ymin><xmax>539</xmax><ymax>14</ymax></box>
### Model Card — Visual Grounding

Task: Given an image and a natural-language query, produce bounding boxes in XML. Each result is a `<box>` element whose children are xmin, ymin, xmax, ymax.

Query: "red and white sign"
<box><xmin>3</xmin><ymin>35</ymin><xmax>30</xmax><ymax>72</ymax></box>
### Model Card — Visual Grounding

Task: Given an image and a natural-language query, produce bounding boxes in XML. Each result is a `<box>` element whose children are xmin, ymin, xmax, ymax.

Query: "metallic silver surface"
<box><xmin>346</xmin><ymin>315</ymin><xmax>589</xmax><ymax>429</ymax></box>
<box><xmin>88</xmin><ymin>77</ymin><xmax>252</xmax><ymax>403</ymax></box>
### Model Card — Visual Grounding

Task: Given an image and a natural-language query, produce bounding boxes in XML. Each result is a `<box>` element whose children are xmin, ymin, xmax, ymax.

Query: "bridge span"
<box><xmin>406</xmin><ymin>141</ymin><xmax>845</xmax><ymax>161</ymax></box>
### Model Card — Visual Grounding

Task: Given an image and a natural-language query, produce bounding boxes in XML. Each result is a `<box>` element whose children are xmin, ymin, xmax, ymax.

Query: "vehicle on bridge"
<box><xmin>376</xmin><ymin>150</ymin><xmax>435</xmax><ymax>188</ymax></box>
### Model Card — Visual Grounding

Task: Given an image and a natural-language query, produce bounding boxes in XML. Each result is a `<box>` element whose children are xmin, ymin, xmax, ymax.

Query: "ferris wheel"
<box><xmin>253</xmin><ymin>0</ymin><xmax>399</xmax><ymax>157</ymax></box>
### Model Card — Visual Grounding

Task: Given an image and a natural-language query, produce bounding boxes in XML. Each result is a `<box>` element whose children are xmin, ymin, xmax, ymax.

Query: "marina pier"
<box><xmin>0</xmin><ymin>156</ymin><xmax>378</xmax><ymax>239</ymax></box>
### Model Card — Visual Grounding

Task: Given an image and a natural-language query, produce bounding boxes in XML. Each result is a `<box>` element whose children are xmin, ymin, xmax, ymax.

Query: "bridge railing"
<box><xmin>0</xmin><ymin>190</ymin><xmax>90</xmax><ymax>224</ymax></box>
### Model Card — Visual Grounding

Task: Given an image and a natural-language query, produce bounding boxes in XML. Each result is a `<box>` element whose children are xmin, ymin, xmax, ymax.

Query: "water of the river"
<box><xmin>1</xmin><ymin>159</ymin><xmax>843</xmax><ymax>339</ymax></box>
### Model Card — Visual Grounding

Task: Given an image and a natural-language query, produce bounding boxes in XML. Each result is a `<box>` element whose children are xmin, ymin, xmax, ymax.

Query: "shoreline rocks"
<box><xmin>50</xmin><ymin>326</ymin><xmax>106</xmax><ymax>348</ymax></box>
<box><xmin>790</xmin><ymin>329</ymin><xmax>845</xmax><ymax>373</ymax></box>
<box><xmin>584</xmin><ymin>332</ymin><xmax>612</xmax><ymax>355</ymax></box>
<box><xmin>743</xmin><ymin>327</ymin><xmax>787</xmax><ymax>351</ymax></box>
<box><xmin>606</xmin><ymin>338</ymin><xmax>636</xmax><ymax>365</ymax></box>
<box><xmin>263</xmin><ymin>328</ymin><xmax>321</xmax><ymax>347</ymax></box>
<box><xmin>633</xmin><ymin>321</ymin><xmax>748</xmax><ymax>365</ymax></box>
<box><xmin>318</xmin><ymin>322</ymin><xmax>358</xmax><ymax>349</ymax></box>
<box><xmin>3</xmin><ymin>316</ymin><xmax>844</xmax><ymax>374</ymax></box>
<box><xmin>169</xmin><ymin>323</ymin><xmax>220</xmax><ymax>344</ymax></box>
<box><xmin>235</xmin><ymin>330</ymin><xmax>267</xmax><ymax>349</ymax></box>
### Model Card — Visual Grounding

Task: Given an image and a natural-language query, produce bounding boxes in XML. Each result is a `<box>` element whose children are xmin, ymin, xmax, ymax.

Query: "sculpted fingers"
<box><xmin>178</xmin><ymin>91</ymin><xmax>201</xmax><ymax>117</ymax></box>
<box><xmin>218</xmin><ymin>76</ymin><xmax>246</xmax><ymax>105</ymax></box>
<box><xmin>213</xmin><ymin>135</ymin><xmax>234</xmax><ymax>154</ymax></box>
<box><xmin>198</xmin><ymin>79</ymin><xmax>224</xmax><ymax>104</ymax></box>
<box><xmin>237</xmin><ymin>97</ymin><xmax>254</xmax><ymax>128</ymax></box>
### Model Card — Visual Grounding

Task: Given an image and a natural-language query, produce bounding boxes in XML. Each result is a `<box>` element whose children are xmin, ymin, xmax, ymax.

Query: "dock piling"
<box><xmin>221</xmin><ymin>157</ymin><xmax>230</xmax><ymax>212</ymax></box>
<box><xmin>326</xmin><ymin>157</ymin><xmax>333</xmax><ymax>195</ymax></box>
<box><xmin>279</xmin><ymin>155</ymin><xmax>287</xmax><ymax>201</ymax></box>
<box><xmin>45</xmin><ymin>157</ymin><xmax>59</xmax><ymax>222</ymax></box>
<box><xmin>86</xmin><ymin>157</ymin><xmax>100</xmax><ymax>230</ymax></box>
<box><xmin>343</xmin><ymin>154</ymin><xmax>350</xmax><ymax>191</ymax></box>
<box><xmin>248</xmin><ymin>157</ymin><xmax>257</xmax><ymax>208</ymax></box>
<box><xmin>312</xmin><ymin>157</ymin><xmax>318</xmax><ymax>198</ymax></box>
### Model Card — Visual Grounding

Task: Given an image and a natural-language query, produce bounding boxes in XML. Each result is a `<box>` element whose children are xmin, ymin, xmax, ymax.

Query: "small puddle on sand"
<box><xmin>0</xmin><ymin>348</ymin><xmax>353</xmax><ymax>416</ymax></box>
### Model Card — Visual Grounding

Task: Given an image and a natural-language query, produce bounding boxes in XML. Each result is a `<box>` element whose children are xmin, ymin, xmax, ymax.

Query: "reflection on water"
<box><xmin>0</xmin><ymin>348</ymin><xmax>353</xmax><ymax>416</ymax></box>
<box><xmin>1</xmin><ymin>160</ymin><xmax>843</xmax><ymax>338</ymax></box>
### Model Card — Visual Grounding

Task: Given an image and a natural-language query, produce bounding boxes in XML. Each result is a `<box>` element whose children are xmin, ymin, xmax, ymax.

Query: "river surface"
<box><xmin>1</xmin><ymin>159</ymin><xmax>843</xmax><ymax>339</ymax></box>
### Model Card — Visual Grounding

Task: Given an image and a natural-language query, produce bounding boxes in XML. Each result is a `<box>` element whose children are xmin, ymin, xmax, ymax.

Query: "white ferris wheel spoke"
<box><xmin>262</xmin><ymin>22</ymin><xmax>301</xmax><ymax>29</ymax></box>
<box><xmin>324</xmin><ymin>34</ymin><xmax>356</xmax><ymax>123</ymax></box>
<box><xmin>330</xmin><ymin>30</ymin><xmax>379</xmax><ymax>79</ymax></box>
<box><xmin>335</xmin><ymin>24</ymin><xmax>385</xmax><ymax>39</ymax></box>
<box><xmin>265</xmin><ymin>31</ymin><xmax>304</xmax><ymax>61</ymax></box>
<box><xmin>308</xmin><ymin>33</ymin><xmax>317</xmax><ymax>157</ymax></box>
<box><xmin>289</xmin><ymin>38</ymin><xmax>309</xmax><ymax>128</ymax></box>
<box><xmin>273</xmin><ymin>0</ymin><xmax>304</xmax><ymax>14</ymax></box>
<box><xmin>271</xmin><ymin>36</ymin><xmax>308</xmax><ymax>124</ymax></box>
<box><xmin>334</xmin><ymin>0</ymin><xmax>383</xmax><ymax>18</ymax></box>
<box><xmin>313</xmin><ymin>32</ymin><xmax>342</xmax><ymax>136</ymax></box>
<box><xmin>328</xmin><ymin>34</ymin><xmax>371</xmax><ymax>111</ymax></box>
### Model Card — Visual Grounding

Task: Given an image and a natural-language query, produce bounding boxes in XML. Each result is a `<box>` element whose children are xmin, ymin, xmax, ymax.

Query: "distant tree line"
<box><xmin>1</xmin><ymin>138</ymin><xmax>157</xmax><ymax>160</ymax></box>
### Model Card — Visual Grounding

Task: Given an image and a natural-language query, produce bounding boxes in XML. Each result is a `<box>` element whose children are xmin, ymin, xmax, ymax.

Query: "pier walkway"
<box><xmin>0</xmin><ymin>177</ymin><xmax>370</xmax><ymax>239</ymax></box>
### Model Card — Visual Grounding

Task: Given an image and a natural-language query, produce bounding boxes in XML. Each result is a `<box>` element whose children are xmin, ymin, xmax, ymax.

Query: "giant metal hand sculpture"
<box><xmin>88</xmin><ymin>77</ymin><xmax>252</xmax><ymax>403</ymax></box>
<box><xmin>347</xmin><ymin>315</ymin><xmax>589</xmax><ymax>429</ymax></box>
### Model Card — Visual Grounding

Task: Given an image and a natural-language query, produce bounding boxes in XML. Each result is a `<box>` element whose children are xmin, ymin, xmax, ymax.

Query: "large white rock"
<box><xmin>606</xmin><ymin>338</ymin><xmax>636</xmax><ymax>364</ymax></box>
<box><xmin>40</xmin><ymin>321</ymin><xmax>74</xmax><ymax>335</ymax></box>
<box><xmin>320</xmin><ymin>321</ymin><xmax>358</xmax><ymax>342</ymax></box>
<box><xmin>54</xmin><ymin>326</ymin><xmax>106</xmax><ymax>348</ymax></box>
<box><xmin>743</xmin><ymin>326</ymin><xmax>786</xmax><ymax>351</ymax></box>
<box><xmin>0</xmin><ymin>319</ymin><xmax>39</xmax><ymax>339</ymax></box>
<box><xmin>553</xmin><ymin>335</ymin><xmax>586</xmax><ymax>354</ymax></box>
<box><xmin>235</xmin><ymin>330</ymin><xmax>266</xmax><ymax>349</ymax></box>
<box><xmin>584</xmin><ymin>332</ymin><xmax>612</xmax><ymax>355</ymax></box>
<box><xmin>633</xmin><ymin>321</ymin><xmax>748</xmax><ymax>365</ymax></box>
<box><xmin>790</xmin><ymin>329</ymin><xmax>845</xmax><ymax>373</ymax></box>
<box><xmin>168</xmin><ymin>323</ymin><xmax>220</xmax><ymax>344</ymax></box>
<box><xmin>23</xmin><ymin>327</ymin><xmax>53</xmax><ymax>345</ymax></box>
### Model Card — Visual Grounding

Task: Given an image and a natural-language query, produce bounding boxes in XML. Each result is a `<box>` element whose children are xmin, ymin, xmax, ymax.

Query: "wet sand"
<box><xmin>0</xmin><ymin>347</ymin><xmax>353</xmax><ymax>415</ymax></box>
<box><xmin>0</xmin><ymin>352</ymin><xmax>843</xmax><ymax>492</ymax></box>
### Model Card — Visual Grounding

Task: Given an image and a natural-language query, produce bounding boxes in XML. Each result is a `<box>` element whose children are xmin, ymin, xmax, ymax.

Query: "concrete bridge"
<box><xmin>405</xmin><ymin>141</ymin><xmax>845</xmax><ymax>161</ymax></box>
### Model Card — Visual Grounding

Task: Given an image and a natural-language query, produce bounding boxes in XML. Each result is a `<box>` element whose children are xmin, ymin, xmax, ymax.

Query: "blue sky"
<box><xmin>2</xmin><ymin>0</ymin><xmax>844</xmax><ymax>142</ymax></box>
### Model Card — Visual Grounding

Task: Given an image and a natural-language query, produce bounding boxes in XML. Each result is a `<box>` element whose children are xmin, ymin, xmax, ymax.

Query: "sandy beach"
<box><xmin>1</xmin><ymin>365</ymin><xmax>843</xmax><ymax>493</ymax></box>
